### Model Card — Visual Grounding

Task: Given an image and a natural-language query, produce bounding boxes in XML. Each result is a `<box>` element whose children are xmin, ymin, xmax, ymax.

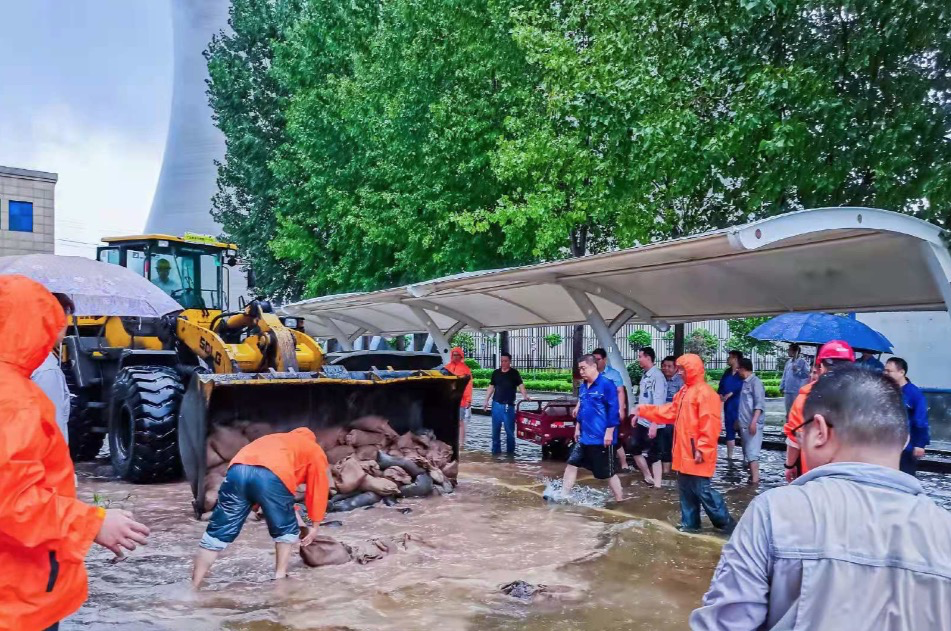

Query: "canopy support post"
<box><xmin>565</xmin><ymin>286</ymin><xmax>634</xmax><ymax>403</ymax></box>
<box><xmin>409</xmin><ymin>306</ymin><xmax>452</xmax><ymax>363</ymax></box>
<box><xmin>306</xmin><ymin>316</ymin><xmax>354</xmax><ymax>352</ymax></box>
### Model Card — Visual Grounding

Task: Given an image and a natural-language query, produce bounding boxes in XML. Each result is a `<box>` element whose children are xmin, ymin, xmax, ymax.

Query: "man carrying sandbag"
<box><xmin>191</xmin><ymin>427</ymin><xmax>330</xmax><ymax>587</ymax></box>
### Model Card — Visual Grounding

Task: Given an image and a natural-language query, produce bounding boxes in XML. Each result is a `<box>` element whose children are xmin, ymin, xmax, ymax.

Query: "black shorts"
<box><xmin>567</xmin><ymin>443</ymin><xmax>616</xmax><ymax>480</ymax></box>
<box><xmin>648</xmin><ymin>426</ymin><xmax>673</xmax><ymax>465</ymax></box>
<box><xmin>628</xmin><ymin>423</ymin><xmax>652</xmax><ymax>455</ymax></box>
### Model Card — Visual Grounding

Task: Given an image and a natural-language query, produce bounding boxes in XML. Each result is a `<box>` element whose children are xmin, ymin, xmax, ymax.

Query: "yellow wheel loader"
<box><xmin>64</xmin><ymin>234</ymin><xmax>465</xmax><ymax>515</ymax></box>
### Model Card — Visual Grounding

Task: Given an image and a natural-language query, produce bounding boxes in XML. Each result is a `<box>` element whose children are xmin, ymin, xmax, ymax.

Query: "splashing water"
<box><xmin>541</xmin><ymin>478</ymin><xmax>614</xmax><ymax>508</ymax></box>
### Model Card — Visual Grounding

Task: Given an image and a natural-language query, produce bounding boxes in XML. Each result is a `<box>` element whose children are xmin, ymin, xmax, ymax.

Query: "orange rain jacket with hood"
<box><xmin>0</xmin><ymin>275</ymin><xmax>105</xmax><ymax>631</ymax></box>
<box><xmin>231</xmin><ymin>427</ymin><xmax>330</xmax><ymax>523</ymax></box>
<box><xmin>444</xmin><ymin>346</ymin><xmax>473</xmax><ymax>408</ymax></box>
<box><xmin>637</xmin><ymin>354</ymin><xmax>721</xmax><ymax>478</ymax></box>
<box><xmin>782</xmin><ymin>380</ymin><xmax>814</xmax><ymax>474</ymax></box>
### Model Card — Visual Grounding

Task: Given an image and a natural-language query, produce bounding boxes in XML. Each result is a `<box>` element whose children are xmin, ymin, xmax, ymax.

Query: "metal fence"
<box><xmin>467</xmin><ymin>320</ymin><xmax>782</xmax><ymax>373</ymax></box>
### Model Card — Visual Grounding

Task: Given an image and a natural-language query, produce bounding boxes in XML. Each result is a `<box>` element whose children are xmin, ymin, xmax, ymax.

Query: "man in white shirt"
<box><xmin>30</xmin><ymin>293</ymin><xmax>73</xmax><ymax>441</ymax></box>
<box><xmin>152</xmin><ymin>258</ymin><xmax>180</xmax><ymax>296</ymax></box>
<box><xmin>629</xmin><ymin>347</ymin><xmax>668</xmax><ymax>488</ymax></box>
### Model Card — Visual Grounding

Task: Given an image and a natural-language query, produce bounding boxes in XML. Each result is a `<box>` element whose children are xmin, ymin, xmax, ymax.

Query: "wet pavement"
<box><xmin>66</xmin><ymin>414</ymin><xmax>950</xmax><ymax>630</ymax></box>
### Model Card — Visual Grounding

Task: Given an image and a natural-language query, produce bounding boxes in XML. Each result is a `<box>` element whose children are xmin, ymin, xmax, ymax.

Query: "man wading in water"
<box><xmin>192</xmin><ymin>428</ymin><xmax>330</xmax><ymax>587</ymax></box>
<box><xmin>550</xmin><ymin>354</ymin><xmax>624</xmax><ymax>503</ymax></box>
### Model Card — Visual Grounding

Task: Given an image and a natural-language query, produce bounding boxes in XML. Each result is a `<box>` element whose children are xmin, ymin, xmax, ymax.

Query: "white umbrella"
<box><xmin>0</xmin><ymin>254</ymin><xmax>183</xmax><ymax>317</ymax></box>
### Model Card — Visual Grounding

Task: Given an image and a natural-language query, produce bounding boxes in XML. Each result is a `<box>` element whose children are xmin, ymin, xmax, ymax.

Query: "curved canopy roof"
<box><xmin>285</xmin><ymin>207</ymin><xmax>951</xmax><ymax>340</ymax></box>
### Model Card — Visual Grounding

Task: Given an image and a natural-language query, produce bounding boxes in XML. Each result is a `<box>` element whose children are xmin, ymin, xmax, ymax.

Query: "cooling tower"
<box><xmin>145</xmin><ymin>0</ymin><xmax>229</xmax><ymax>236</ymax></box>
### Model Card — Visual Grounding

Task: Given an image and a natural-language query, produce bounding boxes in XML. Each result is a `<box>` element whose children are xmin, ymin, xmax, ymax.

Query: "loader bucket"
<box><xmin>178</xmin><ymin>369</ymin><xmax>467</xmax><ymax>518</ymax></box>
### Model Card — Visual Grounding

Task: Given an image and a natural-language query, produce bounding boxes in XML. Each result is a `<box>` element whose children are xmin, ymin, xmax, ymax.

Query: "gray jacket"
<box><xmin>31</xmin><ymin>352</ymin><xmax>70</xmax><ymax>441</ymax></box>
<box><xmin>780</xmin><ymin>356</ymin><xmax>810</xmax><ymax>395</ymax></box>
<box><xmin>691</xmin><ymin>462</ymin><xmax>951</xmax><ymax>630</ymax></box>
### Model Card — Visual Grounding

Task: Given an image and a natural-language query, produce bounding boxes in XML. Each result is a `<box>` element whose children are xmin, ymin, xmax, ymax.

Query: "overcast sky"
<box><xmin>0</xmin><ymin>1</ymin><xmax>173</xmax><ymax>256</ymax></box>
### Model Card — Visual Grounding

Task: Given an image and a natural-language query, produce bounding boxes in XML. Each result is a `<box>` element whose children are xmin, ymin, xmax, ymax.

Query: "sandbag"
<box><xmin>333</xmin><ymin>457</ymin><xmax>367</xmax><ymax>494</ymax></box>
<box><xmin>243</xmin><ymin>422</ymin><xmax>277</xmax><ymax>442</ymax></box>
<box><xmin>330</xmin><ymin>491</ymin><xmax>382</xmax><ymax>512</ymax></box>
<box><xmin>299</xmin><ymin>530</ymin><xmax>352</xmax><ymax>568</ymax></box>
<box><xmin>442</xmin><ymin>460</ymin><xmax>458</xmax><ymax>481</ymax></box>
<box><xmin>313</xmin><ymin>426</ymin><xmax>349</xmax><ymax>449</ymax></box>
<box><xmin>349</xmin><ymin>415</ymin><xmax>400</xmax><ymax>440</ymax></box>
<box><xmin>355</xmin><ymin>445</ymin><xmax>380</xmax><ymax>461</ymax></box>
<box><xmin>205</xmin><ymin>443</ymin><xmax>225</xmax><ymax>470</ymax></box>
<box><xmin>359</xmin><ymin>460</ymin><xmax>382</xmax><ymax>477</ymax></box>
<box><xmin>426</xmin><ymin>448</ymin><xmax>451</xmax><ymax>471</ymax></box>
<box><xmin>377</xmin><ymin>451</ymin><xmax>426</xmax><ymax>479</ymax></box>
<box><xmin>396</xmin><ymin>433</ymin><xmax>417</xmax><ymax>451</ymax></box>
<box><xmin>383</xmin><ymin>466</ymin><xmax>412</xmax><ymax>486</ymax></box>
<box><xmin>360</xmin><ymin>475</ymin><xmax>400</xmax><ymax>496</ymax></box>
<box><xmin>412</xmin><ymin>433</ymin><xmax>433</xmax><ymax>449</ymax></box>
<box><xmin>202</xmin><ymin>463</ymin><xmax>229</xmax><ymax>509</ymax></box>
<box><xmin>325</xmin><ymin>444</ymin><xmax>355</xmax><ymax>464</ymax></box>
<box><xmin>208</xmin><ymin>425</ymin><xmax>250</xmax><ymax>461</ymax></box>
<box><xmin>345</xmin><ymin>429</ymin><xmax>388</xmax><ymax>448</ymax></box>
<box><xmin>429</xmin><ymin>466</ymin><xmax>446</xmax><ymax>485</ymax></box>
<box><xmin>400</xmin><ymin>473</ymin><xmax>434</xmax><ymax>498</ymax></box>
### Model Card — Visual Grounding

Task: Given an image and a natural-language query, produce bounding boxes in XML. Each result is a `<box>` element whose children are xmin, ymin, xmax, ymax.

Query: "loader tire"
<box><xmin>109</xmin><ymin>366</ymin><xmax>185</xmax><ymax>483</ymax></box>
<box><xmin>63</xmin><ymin>369</ymin><xmax>104</xmax><ymax>462</ymax></box>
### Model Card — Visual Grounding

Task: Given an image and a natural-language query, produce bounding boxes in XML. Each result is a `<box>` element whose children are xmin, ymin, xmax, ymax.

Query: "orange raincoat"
<box><xmin>0</xmin><ymin>275</ymin><xmax>105</xmax><ymax>631</ymax></box>
<box><xmin>444</xmin><ymin>347</ymin><xmax>473</xmax><ymax>408</ymax></box>
<box><xmin>638</xmin><ymin>354</ymin><xmax>721</xmax><ymax>478</ymax></box>
<box><xmin>782</xmin><ymin>380</ymin><xmax>814</xmax><ymax>474</ymax></box>
<box><xmin>231</xmin><ymin>427</ymin><xmax>330</xmax><ymax>523</ymax></box>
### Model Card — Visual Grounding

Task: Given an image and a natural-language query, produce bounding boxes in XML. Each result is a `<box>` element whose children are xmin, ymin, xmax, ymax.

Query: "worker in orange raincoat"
<box><xmin>444</xmin><ymin>347</ymin><xmax>473</xmax><ymax>447</ymax></box>
<box><xmin>783</xmin><ymin>340</ymin><xmax>855</xmax><ymax>482</ymax></box>
<box><xmin>634</xmin><ymin>354</ymin><xmax>735</xmax><ymax>533</ymax></box>
<box><xmin>0</xmin><ymin>275</ymin><xmax>150</xmax><ymax>631</ymax></box>
<box><xmin>191</xmin><ymin>427</ymin><xmax>330</xmax><ymax>587</ymax></box>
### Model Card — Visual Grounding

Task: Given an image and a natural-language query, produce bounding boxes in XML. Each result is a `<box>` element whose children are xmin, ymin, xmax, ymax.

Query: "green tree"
<box><xmin>627</xmin><ymin>330</ymin><xmax>652</xmax><ymax>351</ymax></box>
<box><xmin>726</xmin><ymin>317</ymin><xmax>778</xmax><ymax>356</ymax></box>
<box><xmin>685</xmin><ymin>328</ymin><xmax>719</xmax><ymax>363</ymax></box>
<box><xmin>205</xmin><ymin>0</ymin><xmax>306</xmax><ymax>300</ymax></box>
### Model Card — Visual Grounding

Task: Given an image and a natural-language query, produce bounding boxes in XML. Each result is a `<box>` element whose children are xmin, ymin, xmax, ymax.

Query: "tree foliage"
<box><xmin>207</xmin><ymin>0</ymin><xmax>951</xmax><ymax>300</ymax></box>
<box><xmin>727</xmin><ymin>316</ymin><xmax>778</xmax><ymax>356</ymax></box>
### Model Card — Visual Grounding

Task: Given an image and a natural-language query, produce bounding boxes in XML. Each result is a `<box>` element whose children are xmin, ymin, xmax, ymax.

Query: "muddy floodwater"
<box><xmin>67</xmin><ymin>415</ymin><xmax>951</xmax><ymax>630</ymax></box>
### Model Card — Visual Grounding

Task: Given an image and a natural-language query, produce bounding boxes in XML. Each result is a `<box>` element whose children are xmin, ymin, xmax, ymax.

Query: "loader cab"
<box><xmin>97</xmin><ymin>234</ymin><xmax>237</xmax><ymax>312</ymax></box>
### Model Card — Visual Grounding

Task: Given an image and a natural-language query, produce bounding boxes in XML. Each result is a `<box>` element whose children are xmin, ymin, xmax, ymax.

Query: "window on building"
<box><xmin>9</xmin><ymin>200</ymin><xmax>33</xmax><ymax>232</ymax></box>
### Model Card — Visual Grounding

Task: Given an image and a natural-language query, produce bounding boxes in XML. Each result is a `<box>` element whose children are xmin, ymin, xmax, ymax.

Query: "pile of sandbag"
<box><xmin>326</xmin><ymin>416</ymin><xmax>458</xmax><ymax>512</ymax></box>
<box><xmin>199</xmin><ymin>415</ymin><xmax>457</xmax><ymax>514</ymax></box>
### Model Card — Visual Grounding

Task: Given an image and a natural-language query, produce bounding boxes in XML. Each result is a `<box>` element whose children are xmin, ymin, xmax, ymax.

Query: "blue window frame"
<box><xmin>9</xmin><ymin>200</ymin><xmax>33</xmax><ymax>232</ymax></box>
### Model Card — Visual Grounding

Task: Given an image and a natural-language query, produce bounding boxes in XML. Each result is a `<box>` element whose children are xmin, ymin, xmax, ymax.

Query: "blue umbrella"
<box><xmin>749</xmin><ymin>313</ymin><xmax>893</xmax><ymax>353</ymax></box>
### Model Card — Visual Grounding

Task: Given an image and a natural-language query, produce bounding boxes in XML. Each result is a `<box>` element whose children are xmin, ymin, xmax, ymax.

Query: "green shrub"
<box><xmin>464</xmin><ymin>358</ymin><xmax>481</xmax><ymax>370</ymax></box>
<box><xmin>627</xmin><ymin>330</ymin><xmax>652</xmax><ymax>351</ymax></box>
<box><xmin>543</xmin><ymin>333</ymin><xmax>564</xmax><ymax>348</ymax></box>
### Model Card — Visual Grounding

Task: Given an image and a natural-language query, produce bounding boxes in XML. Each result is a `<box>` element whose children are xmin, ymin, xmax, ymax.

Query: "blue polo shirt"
<box><xmin>902</xmin><ymin>381</ymin><xmax>930</xmax><ymax>452</ymax></box>
<box><xmin>718</xmin><ymin>369</ymin><xmax>744</xmax><ymax>423</ymax></box>
<box><xmin>577</xmin><ymin>373</ymin><xmax>620</xmax><ymax>446</ymax></box>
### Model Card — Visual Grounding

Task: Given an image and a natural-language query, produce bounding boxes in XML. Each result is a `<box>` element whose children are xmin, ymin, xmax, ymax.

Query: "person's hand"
<box><xmin>300</xmin><ymin>527</ymin><xmax>318</xmax><ymax>547</ymax></box>
<box><xmin>913</xmin><ymin>447</ymin><xmax>926</xmax><ymax>458</ymax></box>
<box><xmin>571</xmin><ymin>406</ymin><xmax>578</xmax><ymax>419</ymax></box>
<box><xmin>784</xmin><ymin>466</ymin><xmax>798</xmax><ymax>484</ymax></box>
<box><xmin>694</xmin><ymin>450</ymin><xmax>703</xmax><ymax>464</ymax></box>
<box><xmin>603</xmin><ymin>431</ymin><xmax>614</xmax><ymax>446</ymax></box>
<box><xmin>648</xmin><ymin>423</ymin><xmax>658</xmax><ymax>440</ymax></box>
<box><xmin>574</xmin><ymin>426</ymin><xmax>581</xmax><ymax>441</ymax></box>
<box><xmin>750</xmin><ymin>422</ymin><xmax>758</xmax><ymax>436</ymax></box>
<box><xmin>94</xmin><ymin>509</ymin><xmax>150</xmax><ymax>556</ymax></box>
<box><xmin>719</xmin><ymin>394</ymin><xmax>727</xmax><ymax>402</ymax></box>
<box><xmin>630</xmin><ymin>405</ymin><xmax>639</xmax><ymax>418</ymax></box>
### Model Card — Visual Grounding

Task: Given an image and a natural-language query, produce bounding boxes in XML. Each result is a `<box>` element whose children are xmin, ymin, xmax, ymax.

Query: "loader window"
<box><xmin>148</xmin><ymin>246</ymin><xmax>223</xmax><ymax>311</ymax></box>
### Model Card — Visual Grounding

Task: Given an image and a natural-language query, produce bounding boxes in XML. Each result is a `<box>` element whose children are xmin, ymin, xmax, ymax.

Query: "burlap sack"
<box><xmin>359</xmin><ymin>475</ymin><xmax>400</xmax><ymax>496</ymax></box>
<box><xmin>441</xmin><ymin>460</ymin><xmax>458</xmax><ymax>481</ymax></box>
<box><xmin>333</xmin><ymin>456</ymin><xmax>367</xmax><ymax>494</ymax></box>
<box><xmin>299</xmin><ymin>531</ymin><xmax>352</xmax><ymax>567</ymax></box>
<box><xmin>349</xmin><ymin>415</ymin><xmax>399</xmax><ymax>440</ymax></box>
<box><xmin>243</xmin><ymin>422</ymin><xmax>278</xmax><ymax>442</ymax></box>
<box><xmin>359</xmin><ymin>460</ymin><xmax>382</xmax><ymax>477</ymax></box>
<box><xmin>206</xmin><ymin>443</ymin><xmax>225</xmax><ymax>469</ymax></box>
<box><xmin>325</xmin><ymin>444</ymin><xmax>355</xmax><ymax>464</ymax></box>
<box><xmin>383</xmin><ymin>466</ymin><xmax>412</xmax><ymax>485</ymax></box>
<box><xmin>208</xmin><ymin>425</ymin><xmax>250</xmax><ymax>461</ymax></box>
<box><xmin>345</xmin><ymin>429</ymin><xmax>388</xmax><ymax>448</ymax></box>
<box><xmin>354</xmin><ymin>445</ymin><xmax>380</xmax><ymax>461</ymax></box>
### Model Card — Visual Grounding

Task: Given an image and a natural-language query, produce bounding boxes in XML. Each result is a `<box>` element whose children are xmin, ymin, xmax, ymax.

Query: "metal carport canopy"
<box><xmin>286</xmin><ymin>207</ymin><xmax>951</xmax><ymax>344</ymax></box>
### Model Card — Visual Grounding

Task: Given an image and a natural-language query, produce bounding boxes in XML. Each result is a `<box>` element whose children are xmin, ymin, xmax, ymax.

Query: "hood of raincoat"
<box><xmin>448</xmin><ymin>346</ymin><xmax>467</xmax><ymax>366</ymax></box>
<box><xmin>0</xmin><ymin>275</ymin><xmax>66</xmax><ymax>377</ymax></box>
<box><xmin>291</xmin><ymin>427</ymin><xmax>317</xmax><ymax>442</ymax></box>
<box><xmin>676</xmin><ymin>353</ymin><xmax>705</xmax><ymax>387</ymax></box>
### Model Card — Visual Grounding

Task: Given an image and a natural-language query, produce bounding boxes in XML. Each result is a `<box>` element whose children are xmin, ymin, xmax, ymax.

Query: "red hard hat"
<box><xmin>816</xmin><ymin>340</ymin><xmax>855</xmax><ymax>362</ymax></box>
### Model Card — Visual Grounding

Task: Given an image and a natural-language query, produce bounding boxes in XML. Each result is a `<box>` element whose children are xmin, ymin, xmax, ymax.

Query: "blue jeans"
<box><xmin>678</xmin><ymin>473</ymin><xmax>734</xmax><ymax>532</ymax></box>
<box><xmin>201</xmin><ymin>464</ymin><xmax>300</xmax><ymax>550</ymax></box>
<box><xmin>491</xmin><ymin>401</ymin><xmax>516</xmax><ymax>454</ymax></box>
